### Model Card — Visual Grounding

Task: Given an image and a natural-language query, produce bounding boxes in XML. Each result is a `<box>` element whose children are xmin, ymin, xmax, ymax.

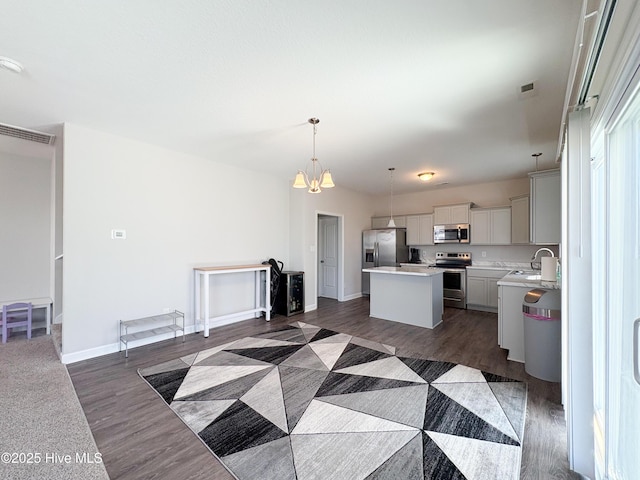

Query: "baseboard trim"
<box><xmin>60</xmin><ymin>312</ymin><xmax>261</xmax><ymax>364</ymax></box>
<box><xmin>343</xmin><ymin>293</ymin><xmax>363</xmax><ymax>301</ymax></box>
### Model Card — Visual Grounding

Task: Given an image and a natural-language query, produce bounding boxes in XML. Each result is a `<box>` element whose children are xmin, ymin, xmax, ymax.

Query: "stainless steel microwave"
<box><xmin>434</xmin><ymin>224</ymin><xmax>470</xmax><ymax>244</ymax></box>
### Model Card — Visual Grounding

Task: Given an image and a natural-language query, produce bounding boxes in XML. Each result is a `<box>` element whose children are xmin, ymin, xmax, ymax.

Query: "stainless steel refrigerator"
<box><xmin>362</xmin><ymin>228</ymin><xmax>409</xmax><ymax>295</ymax></box>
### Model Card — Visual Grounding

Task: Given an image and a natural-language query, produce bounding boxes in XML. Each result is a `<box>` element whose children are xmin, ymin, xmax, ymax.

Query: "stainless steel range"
<box><xmin>433</xmin><ymin>252</ymin><xmax>471</xmax><ymax>309</ymax></box>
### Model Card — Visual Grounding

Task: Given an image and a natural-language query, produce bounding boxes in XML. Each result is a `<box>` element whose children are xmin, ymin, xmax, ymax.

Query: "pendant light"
<box><xmin>387</xmin><ymin>167</ymin><xmax>396</xmax><ymax>228</ymax></box>
<box><xmin>292</xmin><ymin>118</ymin><xmax>335</xmax><ymax>193</ymax></box>
<box><xmin>532</xmin><ymin>152</ymin><xmax>542</xmax><ymax>171</ymax></box>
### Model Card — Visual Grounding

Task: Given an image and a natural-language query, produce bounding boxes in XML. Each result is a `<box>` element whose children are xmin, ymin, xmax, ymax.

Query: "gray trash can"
<box><xmin>523</xmin><ymin>288</ymin><xmax>561</xmax><ymax>382</ymax></box>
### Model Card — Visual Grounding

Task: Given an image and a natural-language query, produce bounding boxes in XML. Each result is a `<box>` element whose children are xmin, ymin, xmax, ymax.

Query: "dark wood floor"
<box><xmin>68</xmin><ymin>298</ymin><xmax>580</xmax><ymax>479</ymax></box>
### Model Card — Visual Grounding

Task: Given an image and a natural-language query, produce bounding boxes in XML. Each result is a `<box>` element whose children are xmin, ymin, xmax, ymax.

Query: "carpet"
<box><xmin>139</xmin><ymin>322</ymin><xmax>527</xmax><ymax>480</ymax></box>
<box><xmin>0</xmin><ymin>333</ymin><xmax>109</xmax><ymax>480</ymax></box>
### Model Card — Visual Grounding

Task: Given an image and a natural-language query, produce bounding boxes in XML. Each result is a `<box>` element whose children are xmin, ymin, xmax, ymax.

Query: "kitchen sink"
<box><xmin>510</xmin><ymin>270</ymin><xmax>542</xmax><ymax>280</ymax></box>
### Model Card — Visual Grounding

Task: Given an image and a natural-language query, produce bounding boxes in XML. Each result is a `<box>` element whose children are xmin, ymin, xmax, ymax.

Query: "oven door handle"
<box><xmin>443</xmin><ymin>296</ymin><xmax>464</xmax><ymax>303</ymax></box>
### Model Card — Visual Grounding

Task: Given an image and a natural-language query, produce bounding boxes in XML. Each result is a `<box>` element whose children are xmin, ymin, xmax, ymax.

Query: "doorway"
<box><xmin>317</xmin><ymin>213</ymin><xmax>341</xmax><ymax>301</ymax></box>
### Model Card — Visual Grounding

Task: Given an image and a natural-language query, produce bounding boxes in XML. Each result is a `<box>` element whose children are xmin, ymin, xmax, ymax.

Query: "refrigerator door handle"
<box><xmin>374</xmin><ymin>242</ymin><xmax>379</xmax><ymax>266</ymax></box>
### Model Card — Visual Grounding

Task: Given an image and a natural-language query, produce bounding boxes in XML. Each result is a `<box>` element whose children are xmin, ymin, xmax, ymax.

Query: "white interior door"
<box><xmin>318</xmin><ymin>215</ymin><xmax>338</xmax><ymax>299</ymax></box>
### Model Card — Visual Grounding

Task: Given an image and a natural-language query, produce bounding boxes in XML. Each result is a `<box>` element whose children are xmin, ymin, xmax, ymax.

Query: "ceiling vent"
<box><xmin>518</xmin><ymin>81</ymin><xmax>538</xmax><ymax>99</ymax></box>
<box><xmin>0</xmin><ymin>123</ymin><xmax>56</xmax><ymax>145</ymax></box>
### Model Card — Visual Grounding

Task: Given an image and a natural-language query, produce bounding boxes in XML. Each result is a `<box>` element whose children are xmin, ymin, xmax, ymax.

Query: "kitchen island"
<box><xmin>362</xmin><ymin>266</ymin><xmax>444</xmax><ymax>329</ymax></box>
<box><xmin>497</xmin><ymin>270</ymin><xmax>560</xmax><ymax>362</ymax></box>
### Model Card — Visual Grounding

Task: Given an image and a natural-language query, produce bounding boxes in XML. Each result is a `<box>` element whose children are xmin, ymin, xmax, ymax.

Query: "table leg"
<box><xmin>254</xmin><ymin>271</ymin><xmax>261</xmax><ymax>318</ymax></box>
<box><xmin>203</xmin><ymin>272</ymin><xmax>210</xmax><ymax>338</ymax></box>
<box><xmin>194</xmin><ymin>270</ymin><xmax>200</xmax><ymax>333</ymax></box>
<box><xmin>265</xmin><ymin>267</ymin><xmax>271</xmax><ymax>321</ymax></box>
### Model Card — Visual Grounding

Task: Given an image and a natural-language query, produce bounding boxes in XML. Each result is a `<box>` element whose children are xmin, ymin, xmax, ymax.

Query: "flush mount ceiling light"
<box><xmin>293</xmin><ymin>118</ymin><xmax>335</xmax><ymax>193</ymax></box>
<box><xmin>418</xmin><ymin>172</ymin><xmax>435</xmax><ymax>182</ymax></box>
<box><xmin>0</xmin><ymin>56</ymin><xmax>24</xmax><ymax>74</ymax></box>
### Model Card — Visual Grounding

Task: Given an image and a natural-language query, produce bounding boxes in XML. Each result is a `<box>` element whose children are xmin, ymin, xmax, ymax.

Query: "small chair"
<box><xmin>2</xmin><ymin>302</ymin><xmax>33</xmax><ymax>343</ymax></box>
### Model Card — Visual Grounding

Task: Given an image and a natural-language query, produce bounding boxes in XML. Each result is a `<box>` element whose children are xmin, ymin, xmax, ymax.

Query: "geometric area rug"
<box><xmin>139</xmin><ymin>322</ymin><xmax>528</xmax><ymax>480</ymax></box>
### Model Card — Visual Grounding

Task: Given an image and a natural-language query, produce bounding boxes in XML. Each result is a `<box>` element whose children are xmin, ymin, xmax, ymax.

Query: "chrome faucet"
<box><xmin>531</xmin><ymin>247</ymin><xmax>554</xmax><ymax>270</ymax></box>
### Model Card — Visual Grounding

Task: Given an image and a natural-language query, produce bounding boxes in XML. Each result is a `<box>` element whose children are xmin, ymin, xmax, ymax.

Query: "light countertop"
<box><xmin>466</xmin><ymin>265</ymin><xmax>514</xmax><ymax>271</ymax></box>
<box><xmin>497</xmin><ymin>270</ymin><xmax>561</xmax><ymax>289</ymax></box>
<box><xmin>362</xmin><ymin>266</ymin><xmax>444</xmax><ymax>277</ymax></box>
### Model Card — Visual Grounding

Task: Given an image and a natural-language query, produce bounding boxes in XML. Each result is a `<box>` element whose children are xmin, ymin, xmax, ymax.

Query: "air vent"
<box><xmin>0</xmin><ymin>123</ymin><xmax>56</xmax><ymax>145</ymax></box>
<box><xmin>521</xmin><ymin>83</ymin><xmax>534</xmax><ymax>93</ymax></box>
<box><xmin>519</xmin><ymin>81</ymin><xmax>538</xmax><ymax>99</ymax></box>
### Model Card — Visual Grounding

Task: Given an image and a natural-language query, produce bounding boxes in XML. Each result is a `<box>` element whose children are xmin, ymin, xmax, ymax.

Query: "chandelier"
<box><xmin>292</xmin><ymin>118</ymin><xmax>335</xmax><ymax>193</ymax></box>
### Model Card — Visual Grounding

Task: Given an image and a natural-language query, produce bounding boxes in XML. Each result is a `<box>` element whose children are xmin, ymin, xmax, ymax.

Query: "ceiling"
<box><xmin>0</xmin><ymin>0</ymin><xmax>584</xmax><ymax>195</ymax></box>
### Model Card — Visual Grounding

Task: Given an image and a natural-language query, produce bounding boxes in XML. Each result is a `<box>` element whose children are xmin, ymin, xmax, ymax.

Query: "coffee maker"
<box><xmin>409</xmin><ymin>248</ymin><xmax>421</xmax><ymax>263</ymax></box>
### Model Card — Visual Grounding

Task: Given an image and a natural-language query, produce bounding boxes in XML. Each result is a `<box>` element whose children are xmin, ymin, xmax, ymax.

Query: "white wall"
<box><xmin>371</xmin><ymin>177</ymin><xmax>530</xmax><ymax>216</ymax></box>
<box><xmin>289</xmin><ymin>186</ymin><xmax>375</xmax><ymax>309</ymax></box>
<box><xmin>62</xmin><ymin>123</ymin><xmax>290</xmax><ymax>361</ymax></box>
<box><xmin>0</xmin><ymin>151</ymin><xmax>52</xmax><ymax>300</ymax></box>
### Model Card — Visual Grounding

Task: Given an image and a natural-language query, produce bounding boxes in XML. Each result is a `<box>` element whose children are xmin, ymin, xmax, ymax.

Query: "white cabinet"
<box><xmin>406</xmin><ymin>214</ymin><xmax>434</xmax><ymax>245</ymax></box>
<box><xmin>467</xmin><ymin>277</ymin><xmax>489</xmax><ymax>306</ymax></box>
<box><xmin>510</xmin><ymin>195</ymin><xmax>530</xmax><ymax>244</ymax></box>
<box><xmin>467</xmin><ymin>268</ymin><xmax>510</xmax><ymax>313</ymax></box>
<box><xmin>372</xmin><ymin>215</ymin><xmax>406</xmax><ymax>229</ymax></box>
<box><xmin>469</xmin><ymin>207</ymin><xmax>511</xmax><ymax>244</ymax></box>
<box><xmin>433</xmin><ymin>203</ymin><xmax>472</xmax><ymax>225</ymax></box>
<box><xmin>498</xmin><ymin>284</ymin><xmax>530</xmax><ymax>362</ymax></box>
<box><xmin>529</xmin><ymin>169</ymin><xmax>561</xmax><ymax>244</ymax></box>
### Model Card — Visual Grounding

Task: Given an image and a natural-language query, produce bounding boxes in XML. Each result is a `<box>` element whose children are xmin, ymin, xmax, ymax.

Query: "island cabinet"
<box><xmin>371</xmin><ymin>215</ymin><xmax>406</xmax><ymax>228</ymax></box>
<box><xmin>529</xmin><ymin>169</ymin><xmax>561</xmax><ymax>244</ymax></box>
<box><xmin>363</xmin><ymin>266</ymin><xmax>443</xmax><ymax>329</ymax></box>
<box><xmin>510</xmin><ymin>195</ymin><xmax>530</xmax><ymax>244</ymax></box>
<box><xmin>406</xmin><ymin>214</ymin><xmax>434</xmax><ymax>245</ymax></box>
<box><xmin>466</xmin><ymin>268</ymin><xmax>510</xmax><ymax>313</ymax></box>
<box><xmin>433</xmin><ymin>203</ymin><xmax>472</xmax><ymax>225</ymax></box>
<box><xmin>498</xmin><ymin>284</ymin><xmax>531</xmax><ymax>362</ymax></box>
<box><xmin>469</xmin><ymin>207</ymin><xmax>511</xmax><ymax>244</ymax></box>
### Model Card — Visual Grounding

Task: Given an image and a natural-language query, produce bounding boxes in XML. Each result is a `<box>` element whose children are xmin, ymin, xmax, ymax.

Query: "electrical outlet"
<box><xmin>111</xmin><ymin>229</ymin><xmax>126</xmax><ymax>240</ymax></box>
<box><xmin>481</xmin><ymin>251</ymin><xmax>487</xmax><ymax>257</ymax></box>
<box><xmin>162</xmin><ymin>307</ymin><xmax>172</xmax><ymax>314</ymax></box>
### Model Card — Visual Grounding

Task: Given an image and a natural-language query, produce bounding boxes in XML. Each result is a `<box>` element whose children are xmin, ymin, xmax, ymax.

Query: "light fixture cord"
<box><xmin>532</xmin><ymin>152</ymin><xmax>542</xmax><ymax>172</ymax></box>
<box><xmin>389</xmin><ymin>168</ymin><xmax>395</xmax><ymax>220</ymax></box>
<box><xmin>311</xmin><ymin>122</ymin><xmax>318</xmax><ymax>184</ymax></box>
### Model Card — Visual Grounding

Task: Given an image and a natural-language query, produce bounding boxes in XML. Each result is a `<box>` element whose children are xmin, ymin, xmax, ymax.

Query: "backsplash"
<box><xmin>412</xmin><ymin>244</ymin><xmax>559</xmax><ymax>267</ymax></box>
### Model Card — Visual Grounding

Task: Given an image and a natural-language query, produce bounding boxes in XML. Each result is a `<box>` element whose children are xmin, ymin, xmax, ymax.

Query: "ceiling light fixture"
<box><xmin>418</xmin><ymin>172</ymin><xmax>435</xmax><ymax>182</ymax></box>
<box><xmin>293</xmin><ymin>118</ymin><xmax>334</xmax><ymax>193</ymax></box>
<box><xmin>0</xmin><ymin>56</ymin><xmax>24</xmax><ymax>74</ymax></box>
<box><xmin>387</xmin><ymin>167</ymin><xmax>396</xmax><ymax>228</ymax></box>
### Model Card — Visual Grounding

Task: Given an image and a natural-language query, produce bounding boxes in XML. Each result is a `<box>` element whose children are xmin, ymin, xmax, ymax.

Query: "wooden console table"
<box><xmin>194</xmin><ymin>264</ymin><xmax>271</xmax><ymax>337</ymax></box>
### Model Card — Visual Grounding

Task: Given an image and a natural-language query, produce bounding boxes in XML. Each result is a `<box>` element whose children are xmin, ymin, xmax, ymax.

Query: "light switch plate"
<box><xmin>111</xmin><ymin>229</ymin><xmax>126</xmax><ymax>240</ymax></box>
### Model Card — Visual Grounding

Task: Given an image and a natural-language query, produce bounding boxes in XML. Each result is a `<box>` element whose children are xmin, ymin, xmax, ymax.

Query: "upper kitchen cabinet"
<box><xmin>371</xmin><ymin>215</ymin><xmax>406</xmax><ymax>229</ymax></box>
<box><xmin>470</xmin><ymin>206</ymin><xmax>511</xmax><ymax>244</ymax></box>
<box><xmin>529</xmin><ymin>169</ymin><xmax>561</xmax><ymax>244</ymax></box>
<box><xmin>406</xmin><ymin>214</ymin><xmax>434</xmax><ymax>245</ymax></box>
<box><xmin>510</xmin><ymin>194</ymin><xmax>530</xmax><ymax>244</ymax></box>
<box><xmin>433</xmin><ymin>203</ymin><xmax>473</xmax><ymax>225</ymax></box>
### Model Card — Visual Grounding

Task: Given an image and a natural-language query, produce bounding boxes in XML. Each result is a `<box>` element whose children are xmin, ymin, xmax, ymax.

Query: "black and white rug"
<box><xmin>139</xmin><ymin>322</ymin><xmax>527</xmax><ymax>480</ymax></box>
